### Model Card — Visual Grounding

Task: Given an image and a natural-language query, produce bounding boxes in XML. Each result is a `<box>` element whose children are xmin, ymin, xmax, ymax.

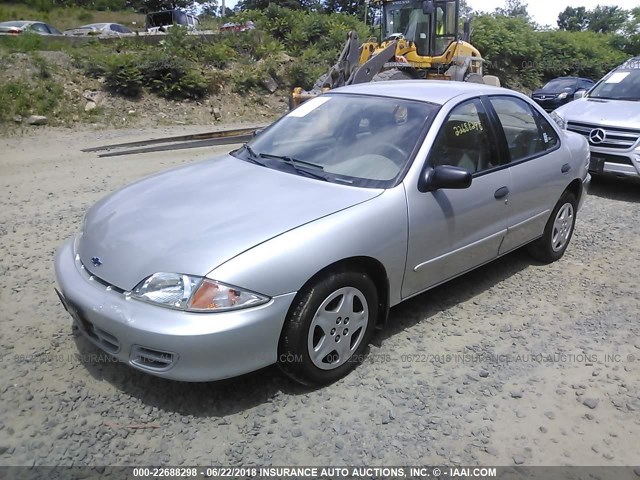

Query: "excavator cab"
<box><xmin>382</xmin><ymin>0</ymin><xmax>458</xmax><ymax>57</ymax></box>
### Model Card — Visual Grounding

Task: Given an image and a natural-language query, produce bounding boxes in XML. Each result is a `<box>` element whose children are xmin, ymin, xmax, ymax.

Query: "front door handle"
<box><xmin>494</xmin><ymin>186</ymin><xmax>509</xmax><ymax>199</ymax></box>
<box><xmin>561</xmin><ymin>163</ymin><xmax>571</xmax><ymax>173</ymax></box>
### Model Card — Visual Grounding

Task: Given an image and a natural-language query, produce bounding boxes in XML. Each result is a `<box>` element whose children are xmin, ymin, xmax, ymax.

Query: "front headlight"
<box><xmin>549</xmin><ymin>111</ymin><xmax>566</xmax><ymax>129</ymax></box>
<box><xmin>130</xmin><ymin>272</ymin><xmax>269</xmax><ymax>312</ymax></box>
<box><xmin>558</xmin><ymin>92</ymin><xmax>568</xmax><ymax>99</ymax></box>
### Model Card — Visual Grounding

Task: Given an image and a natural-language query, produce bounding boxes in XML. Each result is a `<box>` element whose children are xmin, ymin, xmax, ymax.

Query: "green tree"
<box><xmin>586</xmin><ymin>5</ymin><xmax>628</xmax><ymax>34</ymax></box>
<box><xmin>537</xmin><ymin>29</ymin><xmax>627</xmax><ymax>81</ymax></box>
<box><xmin>124</xmin><ymin>0</ymin><xmax>196</xmax><ymax>13</ymax></box>
<box><xmin>619</xmin><ymin>6</ymin><xmax>640</xmax><ymax>54</ymax></box>
<box><xmin>237</xmin><ymin>0</ymin><xmax>303</xmax><ymax>10</ymax></box>
<box><xmin>471</xmin><ymin>14</ymin><xmax>541</xmax><ymax>88</ymax></box>
<box><xmin>495</xmin><ymin>0</ymin><xmax>529</xmax><ymax>19</ymax></box>
<box><xmin>557</xmin><ymin>6</ymin><xmax>589</xmax><ymax>31</ymax></box>
<box><xmin>323</xmin><ymin>0</ymin><xmax>365</xmax><ymax>16</ymax></box>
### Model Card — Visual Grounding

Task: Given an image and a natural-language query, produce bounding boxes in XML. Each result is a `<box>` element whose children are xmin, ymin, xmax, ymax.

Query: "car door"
<box><xmin>402</xmin><ymin>98</ymin><xmax>510</xmax><ymax>298</ymax></box>
<box><xmin>484</xmin><ymin>95</ymin><xmax>567</xmax><ymax>254</ymax></box>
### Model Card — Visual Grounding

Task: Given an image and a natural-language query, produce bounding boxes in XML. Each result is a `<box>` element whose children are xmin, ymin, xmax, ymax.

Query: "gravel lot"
<box><xmin>1</xmin><ymin>126</ymin><xmax>639</xmax><ymax>468</ymax></box>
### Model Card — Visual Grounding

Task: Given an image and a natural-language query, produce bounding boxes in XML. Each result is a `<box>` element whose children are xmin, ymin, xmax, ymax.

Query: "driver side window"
<box><xmin>428</xmin><ymin>99</ymin><xmax>498</xmax><ymax>174</ymax></box>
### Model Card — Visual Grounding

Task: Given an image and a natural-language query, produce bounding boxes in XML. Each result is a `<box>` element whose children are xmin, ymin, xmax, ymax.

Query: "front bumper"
<box><xmin>588</xmin><ymin>149</ymin><xmax>640</xmax><ymax>179</ymax></box>
<box><xmin>54</xmin><ymin>236</ymin><xmax>296</xmax><ymax>382</ymax></box>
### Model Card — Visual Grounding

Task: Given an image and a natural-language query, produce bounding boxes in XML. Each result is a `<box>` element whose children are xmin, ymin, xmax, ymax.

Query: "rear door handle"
<box><xmin>561</xmin><ymin>163</ymin><xmax>571</xmax><ymax>173</ymax></box>
<box><xmin>494</xmin><ymin>186</ymin><xmax>509</xmax><ymax>199</ymax></box>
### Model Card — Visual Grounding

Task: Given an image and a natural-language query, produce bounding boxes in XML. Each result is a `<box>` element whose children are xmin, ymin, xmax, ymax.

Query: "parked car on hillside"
<box><xmin>551</xmin><ymin>57</ymin><xmax>640</xmax><ymax>180</ymax></box>
<box><xmin>55</xmin><ymin>81</ymin><xmax>590</xmax><ymax>386</ymax></box>
<box><xmin>531</xmin><ymin>77</ymin><xmax>594</xmax><ymax>111</ymax></box>
<box><xmin>219</xmin><ymin>21</ymin><xmax>255</xmax><ymax>33</ymax></box>
<box><xmin>63</xmin><ymin>23</ymin><xmax>132</xmax><ymax>37</ymax></box>
<box><xmin>145</xmin><ymin>9</ymin><xmax>199</xmax><ymax>32</ymax></box>
<box><xmin>0</xmin><ymin>20</ymin><xmax>61</xmax><ymax>35</ymax></box>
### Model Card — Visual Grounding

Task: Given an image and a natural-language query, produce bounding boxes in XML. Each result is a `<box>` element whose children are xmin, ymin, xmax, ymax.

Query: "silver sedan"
<box><xmin>54</xmin><ymin>81</ymin><xmax>591</xmax><ymax>385</ymax></box>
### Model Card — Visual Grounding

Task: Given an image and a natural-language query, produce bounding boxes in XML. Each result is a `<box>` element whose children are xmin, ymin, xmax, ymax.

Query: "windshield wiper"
<box><xmin>258</xmin><ymin>153</ymin><xmax>328</xmax><ymax>181</ymax></box>
<box><xmin>240</xmin><ymin>144</ymin><xmax>266</xmax><ymax>166</ymax></box>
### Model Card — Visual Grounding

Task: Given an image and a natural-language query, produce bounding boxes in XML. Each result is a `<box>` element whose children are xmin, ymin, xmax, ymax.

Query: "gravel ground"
<box><xmin>0</xmin><ymin>126</ymin><xmax>639</xmax><ymax>468</ymax></box>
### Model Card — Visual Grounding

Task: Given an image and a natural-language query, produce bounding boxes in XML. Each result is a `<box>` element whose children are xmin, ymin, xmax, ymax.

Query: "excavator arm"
<box><xmin>291</xmin><ymin>31</ymin><xmax>398</xmax><ymax>108</ymax></box>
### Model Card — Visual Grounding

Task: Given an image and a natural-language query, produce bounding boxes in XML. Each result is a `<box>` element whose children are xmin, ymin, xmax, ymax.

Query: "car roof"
<box><xmin>79</xmin><ymin>23</ymin><xmax>109</xmax><ymax>28</ymax></box>
<box><xmin>0</xmin><ymin>20</ymin><xmax>38</xmax><ymax>26</ymax></box>
<box><xmin>332</xmin><ymin>80</ymin><xmax>510</xmax><ymax>106</ymax></box>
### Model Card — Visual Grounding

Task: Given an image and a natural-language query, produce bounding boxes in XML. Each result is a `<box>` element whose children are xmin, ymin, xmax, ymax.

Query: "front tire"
<box><xmin>278</xmin><ymin>269</ymin><xmax>378</xmax><ymax>386</ymax></box>
<box><xmin>527</xmin><ymin>191</ymin><xmax>577</xmax><ymax>263</ymax></box>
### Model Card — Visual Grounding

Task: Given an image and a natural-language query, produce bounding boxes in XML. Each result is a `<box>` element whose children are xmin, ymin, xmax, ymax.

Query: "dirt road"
<box><xmin>1</xmin><ymin>126</ymin><xmax>639</xmax><ymax>468</ymax></box>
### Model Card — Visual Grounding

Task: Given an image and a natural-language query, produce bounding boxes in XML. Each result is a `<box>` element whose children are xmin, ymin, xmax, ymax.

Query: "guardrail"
<box><xmin>0</xmin><ymin>30</ymin><xmax>219</xmax><ymax>47</ymax></box>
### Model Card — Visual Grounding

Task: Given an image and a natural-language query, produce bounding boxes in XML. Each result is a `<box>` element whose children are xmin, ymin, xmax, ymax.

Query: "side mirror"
<box><xmin>574</xmin><ymin>90</ymin><xmax>586</xmax><ymax>99</ymax></box>
<box><xmin>420</xmin><ymin>165</ymin><xmax>472</xmax><ymax>192</ymax></box>
<box><xmin>422</xmin><ymin>0</ymin><xmax>435</xmax><ymax>15</ymax></box>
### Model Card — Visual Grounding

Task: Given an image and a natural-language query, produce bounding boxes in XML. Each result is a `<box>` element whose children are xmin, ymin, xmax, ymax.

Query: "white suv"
<box><xmin>551</xmin><ymin>57</ymin><xmax>640</xmax><ymax>179</ymax></box>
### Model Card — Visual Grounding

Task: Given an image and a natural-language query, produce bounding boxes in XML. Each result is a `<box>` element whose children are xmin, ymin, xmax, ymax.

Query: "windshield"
<box><xmin>542</xmin><ymin>78</ymin><xmax>576</xmax><ymax>91</ymax></box>
<box><xmin>589</xmin><ymin>70</ymin><xmax>640</xmax><ymax>101</ymax></box>
<box><xmin>234</xmin><ymin>94</ymin><xmax>436</xmax><ymax>188</ymax></box>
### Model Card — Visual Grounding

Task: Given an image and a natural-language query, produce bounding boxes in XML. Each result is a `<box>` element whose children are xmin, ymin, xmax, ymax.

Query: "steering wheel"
<box><xmin>374</xmin><ymin>143</ymin><xmax>410</xmax><ymax>165</ymax></box>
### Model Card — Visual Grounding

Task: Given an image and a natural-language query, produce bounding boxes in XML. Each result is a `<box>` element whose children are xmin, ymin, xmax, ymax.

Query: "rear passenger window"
<box><xmin>429</xmin><ymin>99</ymin><xmax>499</xmax><ymax>174</ymax></box>
<box><xmin>489</xmin><ymin>96</ymin><xmax>558</xmax><ymax>163</ymax></box>
<box><xmin>533</xmin><ymin>109</ymin><xmax>559</xmax><ymax>150</ymax></box>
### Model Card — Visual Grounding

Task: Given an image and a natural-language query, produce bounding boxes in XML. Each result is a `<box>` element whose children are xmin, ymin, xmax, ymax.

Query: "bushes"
<box><xmin>99</xmin><ymin>52</ymin><xmax>208</xmax><ymax>100</ymax></box>
<box><xmin>0</xmin><ymin>79</ymin><xmax>65</xmax><ymax>123</ymax></box>
<box><xmin>471</xmin><ymin>14</ymin><xmax>629</xmax><ymax>89</ymax></box>
<box><xmin>141</xmin><ymin>53</ymin><xmax>208</xmax><ymax>100</ymax></box>
<box><xmin>103</xmin><ymin>53</ymin><xmax>142</xmax><ymax>97</ymax></box>
<box><xmin>76</xmin><ymin>6</ymin><xmax>372</xmax><ymax>100</ymax></box>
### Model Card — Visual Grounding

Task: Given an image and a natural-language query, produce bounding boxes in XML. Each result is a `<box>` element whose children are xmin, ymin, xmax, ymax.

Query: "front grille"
<box><xmin>80</xmin><ymin>261</ymin><xmax>126</xmax><ymax>294</ymax></box>
<box><xmin>75</xmin><ymin>312</ymin><xmax>120</xmax><ymax>354</ymax></box>
<box><xmin>567</xmin><ymin>121</ymin><xmax>640</xmax><ymax>150</ymax></box>
<box><xmin>131</xmin><ymin>346</ymin><xmax>176</xmax><ymax>372</ymax></box>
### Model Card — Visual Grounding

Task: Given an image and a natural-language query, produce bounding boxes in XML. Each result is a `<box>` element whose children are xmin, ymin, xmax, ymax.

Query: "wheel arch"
<box><xmin>290</xmin><ymin>256</ymin><xmax>391</xmax><ymax>330</ymax></box>
<box><xmin>565</xmin><ymin>178</ymin><xmax>583</xmax><ymax>204</ymax></box>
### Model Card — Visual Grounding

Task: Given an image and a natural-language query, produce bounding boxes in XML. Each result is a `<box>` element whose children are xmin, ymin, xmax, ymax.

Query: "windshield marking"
<box><xmin>605</xmin><ymin>72</ymin><xmax>630</xmax><ymax>84</ymax></box>
<box><xmin>288</xmin><ymin>97</ymin><xmax>331</xmax><ymax>117</ymax></box>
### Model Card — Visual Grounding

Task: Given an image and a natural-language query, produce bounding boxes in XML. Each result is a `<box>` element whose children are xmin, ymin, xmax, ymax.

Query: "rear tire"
<box><xmin>372</xmin><ymin>69</ymin><xmax>413</xmax><ymax>82</ymax></box>
<box><xmin>278</xmin><ymin>269</ymin><xmax>378</xmax><ymax>386</ymax></box>
<box><xmin>527</xmin><ymin>191</ymin><xmax>577</xmax><ymax>263</ymax></box>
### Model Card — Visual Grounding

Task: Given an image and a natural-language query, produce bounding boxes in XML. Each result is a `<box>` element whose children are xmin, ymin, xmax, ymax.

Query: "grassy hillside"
<box><xmin>0</xmin><ymin>3</ymin><xmax>144</xmax><ymax>31</ymax></box>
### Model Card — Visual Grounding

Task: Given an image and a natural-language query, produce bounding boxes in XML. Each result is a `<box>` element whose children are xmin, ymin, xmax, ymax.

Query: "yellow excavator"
<box><xmin>291</xmin><ymin>0</ymin><xmax>499</xmax><ymax>107</ymax></box>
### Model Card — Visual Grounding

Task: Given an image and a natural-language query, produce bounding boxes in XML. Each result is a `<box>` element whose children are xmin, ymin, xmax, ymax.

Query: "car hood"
<box><xmin>532</xmin><ymin>89</ymin><xmax>562</xmax><ymax>96</ymax></box>
<box><xmin>78</xmin><ymin>154</ymin><xmax>381</xmax><ymax>291</ymax></box>
<box><xmin>555</xmin><ymin>98</ymin><xmax>640</xmax><ymax>128</ymax></box>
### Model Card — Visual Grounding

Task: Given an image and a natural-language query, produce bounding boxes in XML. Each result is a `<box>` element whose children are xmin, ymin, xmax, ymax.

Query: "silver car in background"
<box><xmin>63</xmin><ymin>23</ymin><xmax>133</xmax><ymax>37</ymax></box>
<box><xmin>0</xmin><ymin>20</ymin><xmax>62</xmax><ymax>35</ymax></box>
<box><xmin>54</xmin><ymin>81</ymin><xmax>590</xmax><ymax>385</ymax></box>
<box><xmin>552</xmin><ymin>57</ymin><xmax>640</xmax><ymax>180</ymax></box>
